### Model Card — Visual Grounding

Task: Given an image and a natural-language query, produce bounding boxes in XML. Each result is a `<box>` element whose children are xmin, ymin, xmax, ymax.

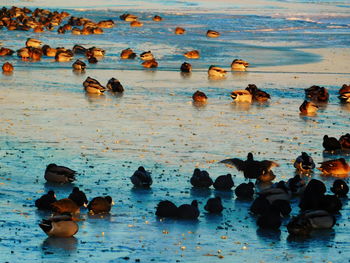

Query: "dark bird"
<box><xmin>44</xmin><ymin>163</ymin><xmax>76</xmax><ymax>183</ymax></box>
<box><xmin>293</xmin><ymin>152</ymin><xmax>315</xmax><ymax>173</ymax></box>
<box><xmin>192</xmin><ymin>90</ymin><xmax>207</xmax><ymax>103</ymax></box>
<box><xmin>331</xmin><ymin>179</ymin><xmax>349</xmax><ymax>197</ymax></box>
<box><xmin>130</xmin><ymin>166</ymin><xmax>152</xmax><ymax>187</ymax></box>
<box><xmin>177</xmin><ymin>200</ymin><xmax>200</xmax><ymax>219</ymax></box>
<box><xmin>190</xmin><ymin>168</ymin><xmax>213</xmax><ymax>188</ymax></box>
<box><xmin>120</xmin><ymin>48</ymin><xmax>136</xmax><ymax>59</ymax></box>
<box><xmin>68</xmin><ymin>187</ymin><xmax>88</xmax><ymax>207</ymax></box>
<box><xmin>35</xmin><ymin>190</ymin><xmax>57</xmax><ymax>210</ymax></box>
<box><xmin>245</xmin><ymin>84</ymin><xmax>270</xmax><ymax>102</ymax></box>
<box><xmin>72</xmin><ymin>59</ymin><xmax>86</xmax><ymax>71</ymax></box>
<box><xmin>155</xmin><ymin>200</ymin><xmax>178</xmax><ymax>218</ymax></box>
<box><xmin>220</xmin><ymin>152</ymin><xmax>279</xmax><ymax>180</ymax></box>
<box><xmin>180</xmin><ymin>62</ymin><xmax>192</xmax><ymax>73</ymax></box>
<box><xmin>39</xmin><ymin>213</ymin><xmax>78</xmax><ymax>237</ymax></box>
<box><xmin>83</xmin><ymin>77</ymin><xmax>106</xmax><ymax>94</ymax></box>
<box><xmin>339</xmin><ymin>133</ymin><xmax>350</xmax><ymax>150</ymax></box>
<box><xmin>87</xmin><ymin>196</ymin><xmax>113</xmax><ymax>214</ymax></box>
<box><xmin>204</xmin><ymin>196</ymin><xmax>224</xmax><ymax>213</ymax></box>
<box><xmin>257</xmin><ymin>202</ymin><xmax>285</xmax><ymax>229</ymax></box>
<box><xmin>51</xmin><ymin>198</ymin><xmax>80</xmax><ymax>214</ymax></box>
<box><xmin>234</xmin><ymin>182</ymin><xmax>255</xmax><ymax>199</ymax></box>
<box><xmin>106</xmin><ymin>78</ymin><xmax>124</xmax><ymax>92</ymax></box>
<box><xmin>322</xmin><ymin>135</ymin><xmax>341</xmax><ymax>152</ymax></box>
<box><xmin>213</xmin><ymin>174</ymin><xmax>234</xmax><ymax>190</ymax></box>
<box><xmin>305</xmin><ymin>85</ymin><xmax>329</xmax><ymax>102</ymax></box>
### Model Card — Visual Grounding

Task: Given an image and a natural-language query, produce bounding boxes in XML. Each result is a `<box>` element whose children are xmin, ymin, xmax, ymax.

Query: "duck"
<box><xmin>120</xmin><ymin>48</ymin><xmax>136</xmax><ymax>59</ymax></box>
<box><xmin>97</xmin><ymin>20</ymin><xmax>115</xmax><ymax>28</ymax></box>
<box><xmin>331</xmin><ymin>179</ymin><xmax>349</xmax><ymax>197</ymax></box>
<box><xmin>192</xmin><ymin>90</ymin><xmax>208</xmax><ymax>103</ymax></box>
<box><xmin>42</xmin><ymin>45</ymin><xmax>57</xmax><ymax>57</ymax></box>
<box><xmin>180</xmin><ymin>62</ymin><xmax>192</xmax><ymax>73</ymax></box>
<box><xmin>321</xmin><ymin>194</ymin><xmax>342</xmax><ymax>214</ymax></box>
<box><xmin>299</xmin><ymin>179</ymin><xmax>327</xmax><ymax>211</ymax></box>
<box><xmin>83</xmin><ymin>77</ymin><xmax>106</xmax><ymax>94</ymax></box>
<box><xmin>299</xmin><ymin>100</ymin><xmax>318</xmax><ymax>115</ymax></box>
<box><xmin>208</xmin><ymin>65</ymin><xmax>227</xmax><ymax>78</ymax></box>
<box><xmin>256</xmin><ymin>202</ymin><xmax>283</xmax><ymax>229</ymax></box>
<box><xmin>258</xmin><ymin>185</ymin><xmax>291</xmax><ymax>203</ymax></box>
<box><xmin>86</xmin><ymin>47</ymin><xmax>105</xmax><ymax>57</ymax></box>
<box><xmin>107</xmin><ymin>78</ymin><xmax>124</xmax><ymax>92</ymax></box>
<box><xmin>29</xmin><ymin>47</ymin><xmax>43</xmax><ymax>61</ymax></box>
<box><xmin>287</xmin><ymin>174</ymin><xmax>306</xmax><ymax>195</ymax></box>
<box><xmin>322</xmin><ymin>135</ymin><xmax>341</xmax><ymax>152</ymax></box>
<box><xmin>71</xmin><ymin>27</ymin><xmax>81</xmax><ymax>35</ymax></box>
<box><xmin>287</xmin><ymin>210</ymin><xmax>336</xmax><ymax>236</ymax></box>
<box><xmin>87</xmin><ymin>196</ymin><xmax>113</xmax><ymax>214</ymax></box>
<box><xmin>0</xmin><ymin>47</ymin><xmax>15</xmax><ymax>56</ymax></box>
<box><xmin>130</xmin><ymin>166</ymin><xmax>152</xmax><ymax>188</ymax></box>
<box><xmin>44</xmin><ymin>163</ymin><xmax>76</xmax><ymax>183</ymax></box>
<box><xmin>35</xmin><ymin>190</ymin><xmax>57</xmax><ymax>210</ymax></box>
<box><xmin>245</xmin><ymin>84</ymin><xmax>270</xmax><ymax>102</ymax></box>
<box><xmin>338</xmin><ymin>92</ymin><xmax>350</xmax><ymax>103</ymax></box>
<box><xmin>234</xmin><ymin>182</ymin><xmax>255</xmax><ymax>199</ymax></box>
<box><xmin>230</xmin><ymin>90</ymin><xmax>253</xmax><ymax>103</ymax></box>
<box><xmin>231</xmin><ymin>59</ymin><xmax>249</xmax><ymax>71</ymax></box>
<box><xmin>51</xmin><ymin>198</ymin><xmax>80</xmax><ymax>214</ymax></box>
<box><xmin>140</xmin><ymin>51</ymin><xmax>154</xmax><ymax>61</ymax></box>
<box><xmin>120</xmin><ymin>13</ymin><xmax>138</xmax><ymax>22</ymax></box>
<box><xmin>152</xmin><ymin>15</ymin><xmax>162</xmax><ymax>22</ymax></box>
<box><xmin>55</xmin><ymin>50</ymin><xmax>73</xmax><ymax>62</ymax></box>
<box><xmin>142</xmin><ymin>59</ymin><xmax>158</xmax><ymax>68</ymax></box>
<box><xmin>190</xmin><ymin>168</ymin><xmax>213</xmax><ymax>188</ymax></box>
<box><xmin>184</xmin><ymin>50</ymin><xmax>200</xmax><ymax>59</ymax></box>
<box><xmin>293</xmin><ymin>152</ymin><xmax>315</xmax><ymax>173</ymax></box>
<box><xmin>175</xmin><ymin>27</ymin><xmax>185</xmax><ymax>35</ymax></box>
<box><xmin>130</xmin><ymin>21</ymin><xmax>143</xmax><ymax>27</ymax></box>
<box><xmin>250</xmin><ymin>196</ymin><xmax>271</xmax><ymax>215</ymax></box>
<box><xmin>39</xmin><ymin>213</ymin><xmax>78</xmax><ymax>237</ymax></box>
<box><xmin>155</xmin><ymin>200</ymin><xmax>178</xmax><ymax>218</ymax></box>
<box><xmin>204</xmin><ymin>197</ymin><xmax>224</xmax><ymax>213</ymax></box>
<box><xmin>17</xmin><ymin>47</ymin><xmax>30</xmax><ymax>60</ymax></box>
<box><xmin>220</xmin><ymin>152</ymin><xmax>279</xmax><ymax>180</ymax></box>
<box><xmin>2</xmin><ymin>62</ymin><xmax>14</xmax><ymax>73</ymax></box>
<box><xmin>72</xmin><ymin>59</ymin><xmax>86</xmax><ymax>71</ymax></box>
<box><xmin>88</xmin><ymin>56</ymin><xmax>98</xmax><ymax>64</ymax></box>
<box><xmin>213</xmin><ymin>174</ymin><xmax>234</xmax><ymax>190</ymax></box>
<box><xmin>72</xmin><ymin>44</ymin><xmax>87</xmax><ymax>55</ymax></box>
<box><xmin>177</xmin><ymin>200</ymin><xmax>200</xmax><ymax>219</ymax></box>
<box><xmin>25</xmin><ymin>38</ymin><xmax>42</xmax><ymax>48</ymax></box>
<box><xmin>339</xmin><ymin>84</ymin><xmax>350</xmax><ymax>95</ymax></box>
<box><xmin>258</xmin><ymin>171</ymin><xmax>276</xmax><ymax>183</ymax></box>
<box><xmin>68</xmin><ymin>187</ymin><xmax>88</xmax><ymax>207</ymax></box>
<box><xmin>304</xmin><ymin>85</ymin><xmax>329</xmax><ymax>102</ymax></box>
<box><xmin>206</xmin><ymin>30</ymin><xmax>220</xmax><ymax>38</ymax></box>
<box><xmin>318</xmin><ymin>158</ymin><xmax>350</xmax><ymax>175</ymax></box>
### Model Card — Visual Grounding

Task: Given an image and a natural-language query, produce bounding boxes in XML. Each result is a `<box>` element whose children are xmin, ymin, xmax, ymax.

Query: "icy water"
<box><xmin>1</xmin><ymin>0</ymin><xmax>350</xmax><ymax>263</ymax></box>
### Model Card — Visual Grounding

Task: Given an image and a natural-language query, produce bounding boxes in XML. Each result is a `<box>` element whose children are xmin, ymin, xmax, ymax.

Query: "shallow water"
<box><xmin>1</xmin><ymin>1</ymin><xmax>350</xmax><ymax>263</ymax></box>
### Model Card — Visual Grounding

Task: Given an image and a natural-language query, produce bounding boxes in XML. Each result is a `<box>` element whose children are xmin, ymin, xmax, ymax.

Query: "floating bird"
<box><xmin>293</xmin><ymin>152</ymin><xmax>315</xmax><ymax>173</ymax></box>
<box><xmin>72</xmin><ymin>59</ymin><xmax>86</xmax><ymax>71</ymax></box>
<box><xmin>190</xmin><ymin>168</ymin><xmax>213</xmax><ymax>188</ymax></box>
<box><xmin>245</xmin><ymin>84</ymin><xmax>270</xmax><ymax>102</ymax></box>
<box><xmin>68</xmin><ymin>187</ymin><xmax>88</xmax><ymax>207</ymax></box>
<box><xmin>142</xmin><ymin>59</ymin><xmax>158</xmax><ymax>68</ymax></box>
<box><xmin>42</xmin><ymin>45</ymin><xmax>58</xmax><ymax>57</ymax></box>
<box><xmin>0</xmin><ymin>47</ymin><xmax>15</xmax><ymax>56</ymax></box>
<box><xmin>175</xmin><ymin>27</ymin><xmax>185</xmax><ymax>35</ymax></box>
<box><xmin>192</xmin><ymin>90</ymin><xmax>208</xmax><ymax>103</ymax></box>
<box><xmin>107</xmin><ymin>78</ymin><xmax>124</xmax><ymax>92</ymax></box>
<box><xmin>338</xmin><ymin>92</ymin><xmax>350</xmax><ymax>103</ymax></box>
<box><xmin>55</xmin><ymin>50</ymin><xmax>73</xmax><ymax>62</ymax></box>
<box><xmin>17</xmin><ymin>47</ymin><xmax>30</xmax><ymax>60</ymax></box>
<box><xmin>72</xmin><ymin>44</ymin><xmax>87</xmax><ymax>55</ymax></box>
<box><xmin>206</xmin><ymin>30</ymin><xmax>220</xmax><ymax>38</ymax></box>
<box><xmin>2</xmin><ymin>62</ymin><xmax>13</xmax><ymax>73</ymax></box>
<box><xmin>208</xmin><ymin>65</ymin><xmax>226</xmax><ymax>78</ymax></box>
<box><xmin>322</xmin><ymin>135</ymin><xmax>341</xmax><ymax>152</ymax></box>
<box><xmin>25</xmin><ymin>38</ymin><xmax>42</xmax><ymax>48</ymax></box>
<box><xmin>304</xmin><ymin>85</ymin><xmax>329</xmax><ymax>102</ymax></box>
<box><xmin>235</xmin><ymin>182</ymin><xmax>255</xmax><ymax>199</ymax></box>
<box><xmin>287</xmin><ymin>174</ymin><xmax>305</xmax><ymax>195</ymax></box>
<box><xmin>140</xmin><ymin>51</ymin><xmax>154</xmax><ymax>61</ymax></box>
<box><xmin>331</xmin><ymin>179</ymin><xmax>349</xmax><ymax>197</ymax></box>
<box><xmin>177</xmin><ymin>200</ymin><xmax>199</xmax><ymax>219</ymax></box>
<box><xmin>35</xmin><ymin>190</ymin><xmax>57</xmax><ymax>210</ymax></box>
<box><xmin>155</xmin><ymin>200</ymin><xmax>178</xmax><ymax>217</ymax></box>
<box><xmin>44</xmin><ymin>163</ymin><xmax>76</xmax><ymax>183</ymax></box>
<box><xmin>130</xmin><ymin>21</ymin><xmax>143</xmax><ymax>27</ymax></box>
<box><xmin>120</xmin><ymin>48</ymin><xmax>136</xmax><ymax>59</ymax></box>
<box><xmin>87</xmin><ymin>196</ymin><xmax>113</xmax><ymax>214</ymax></box>
<box><xmin>256</xmin><ymin>202</ymin><xmax>283</xmax><ymax>229</ymax></box>
<box><xmin>83</xmin><ymin>77</ymin><xmax>106</xmax><ymax>94</ymax></box>
<box><xmin>39</xmin><ymin>213</ymin><xmax>78</xmax><ymax>237</ymax></box>
<box><xmin>97</xmin><ymin>20</ymin><xmax>115</xmax><ymax>28</ymax></box>
<box><xmin>152</xmin><ymin>15</ymin><xmax>162</xmax><ymax>22</ymax></box>
<box><xmin>88</xmin><ymin>56</ymin><xmax>98</xmax><ymax>64</ymax></box>
<box><xmin>220</xmin><ymin>152</ymin><xmax>279</xmax><ymax>180</ymax></box>
<box><xmin>180</xmin><ymin>62</ymin><xmax>192</xmax><ymax>73</ymax></box>
<box><xmin>131</xmin><ymin>166</ymin><xmax>152</xmax><ymax>187</ymax></box>
<box><xmin>318</xmin><ymin>158</ymin><xmax>350</xmax><ymax>175</ymax></box>
<box><xmin>51</xmin><ymin>198</ymin><xmax>80</xmax><ymax>214</ymax></box>
<box><xmin>120</xmin><ymin>13</ymin><xmax>138</xmax><ymax>22</ymax></box>
<box><xmin>86</xmin><ymin>47</ymin><xmax>105</xmax><ymax>57</ymax></box>
<box><xmin>213</xmin><ymin>174</ymin><xmax>234</xmax><ymax>190</ymax></box>
<box><xmin>184</xmin><ymin>50</ymin><xmax>200</xmax><ymax>59</ymax></box>
<box><xmin>299</xmin><ymin>100</ymin><xmax>318</xmax><ymax>115</ymax></box>
<box><xmin>230</xmin><ymin>90</ymin><xmax>253</xmax><ymax>103</ymax></box>
<box><xmin>231</xmin><ymin>59</ymin><xmax>249</xmax><ymax>71</ymax></box>
<box><xmin>204</xmin><ymin>197</ymin><xmax>224</xmax><ymax>213</ymax></box>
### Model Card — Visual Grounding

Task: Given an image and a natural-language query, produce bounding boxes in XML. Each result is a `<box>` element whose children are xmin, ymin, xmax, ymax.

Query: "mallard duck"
<box><xmin>72</xmin><ymin>59</ymin><xmax>86</xmax><ymax>71</ymax></box>
<box><xmin>230</xmin><ymin>90</ymin><xmax>253</xmax><ymax>103</ymax></box>
<box><xmin>120</xmin><ymin>48</ymin><xmax>136</xmax><ymax>59</ymax></box>
<box><xmin>140</xmin><ymin>51</ymin><xmax>154</xmax><ymax>61</ymax></box>
<box><xmin>184</xmin><ymin>50</ymin><xmax>200</xmax><ymax>59</ymax></box>
<box><xmin>208</xmin><ymin>65</ymin><xmax>227</xmax><ymax>78</ymax></box>
<box><xmin>287</xmin><ymin>174</ymin><xmax>306</xmax><ymax>195</ymax></box>
<box><xmin>92</xmin><ymin>27</ymin><xmax>104</xmax><ymax>34</ymax></box>
<box><xmin>42</xmin><ymin>45</ymin><xmax>57</xmax><ymax>57</ymax></box>
<box><xmin>256</xmin><ymin>202</ymin><xmax>283</xmax><ymax>229</ymax></box>
<box><xmin>293</xmin><ymin>152</ymin><xmax>315</xmax><ymax>173</ymax></box>
<box><xmin>180</xmin><ymin>62</ymin><xmax>192</xmax><ymax>73</ymax></box>
<box><xmin>318</xmin><ymin>158</ymin><xmax>350</xmax><ymax>175</ymax></box>
<box><xmin>190</xmin><ymin>168</ymin><xmax>213</xmax><ymax>188</ymax></box>
<box><xmin>29</xmin><ymin>47</ymin><xmax>43</xmax><ymax>61</ymax></box>
<box><xmin>72</xmin><ymin>44</ymin><xmax>87</xmax><ymax>55</ymax></box>
<box><xmin>245</xmin><ymin>84</ymin><xmax>271</xmax><ymax>102</ymax></box>
<box><xmin>338</xmin><ymin>92</ymin><xmax>350</xmax><ymax>103</ymax></box>
<box><xmin>71</xmin><ymin>27</ymin><xmax>81</xmax><ymax>35</ymax></box>
<box><xmin>120</xmin><ymin>13</ymin><xmax>138</xmax><ymax>22</ymax></box>
<box><xmin>339</xmin><ymin>133</ymin><xmax>350</xmax><ymax>150</ymax></box>
<box><xmin>152</xmin><ymin>15</ymin><xmax>162</xmax><ymax>22</ymax></box>
<box><xmin>339</xmin><ymin>84</ymin><xmax>350</xmax><ymax>95</ymax></box>
<box><xmin>55</xmin><ymin>50</ymin><xmax>73</xmax><ymax>62</ymax></box>
<box><xmin>39</xmin><ymin>214</ymin><xmax>78</xmax><ymax>237</ymax></box>
<box><xmin>88</xmin><ymin>56</ymin><xmax>98</xmax><ymax>64</ymax></box>
<box><xmin>220</xmin><ymin>152</ymin><xmax>279</xmax><ymax>180</ymax></box>
<box><xmin>86</xmin><ymin>47</ymin><xmax>105</xmax><ymax>57</ymax></box>
<box><xmin>206</xmin><ymin>30</ymin><xmax>220</xmax><ymax>38</ymax></box>
<box><xmin>33</xmin><ymin>25</ymin><xmax>44</xmax><ymax>33</ymax></box>
<box><xmin>299</xmin><ymin>100</ymin><xmax>318</xmax><ymax>115</ymax></box>
<box><xmin>0</xmin><ymin>47</ymin><xmax>15</xmax><ymax>56</ymax></box>
<box><xmin>192</xmin><ymin>90</ymin><xmax>207</xmax><ymax>103</ymax></box>
<box><xmin>204</xmin><ymin>197</ymin><xmax>223</xmax><ymax>213</ymax></box>
<box><xmin>177</xmin><ymin>200</ymin><xmax>199</xmax><ymax>219</ymax></box>
<box><xmin>44</xmin><ymin>163</ymin><xmax>76</xmax><ymax>183</ymax></box>
<box><xmin>83</xmin><ymin>77</ymin><xmax>106</xmax><ymax>94</ymax></box>
<box><xmin>250</xmin><ymin>196</ymin><xmax>270</xmax><ymax>215</ymax></box>
<box><xmin>142</xmin><ymin>59</ymin><xmax>158</xmax><ymax>68</ymax></box>
<box><xmin>130</xmin><ymin>166</ymin><xmax>152</xmax><ymax>187</ymax></box>
<box><xmin>331</xmin><ymin>179</ymin><xmax>349</xmax><ymax>197</ymax></box>
<box><xmin>322</xmin><ymin>135</ymin><xmax>341</xmax><ymax>152</ymax></box>
<box><xmin>25</xmin><ymin>38</ymin><xmax>42</xmax><ymax>48</ymax></box>
<box><xmin>258</xmin><ymin>170</ymin><xmax>276</xmax><ymax>183</ymax></box>
<box><xmin>321</xmin><ymin>194</ymin><xmax>342</xmax><ymax>214</ymax></box>
<box><xmin>106</xmin><ymin>78</ymin><xmax>124</xmax><ymax>92</ymax></box>
<box><xmin>97</xmin><ymin>20</ymin><xmax>115</xmax><ymax>28</ymax></box>
<box><xmin>87</xmin><ymin>196</ymin><xmax>113</xmax><ymax>214</ymax></box>
<box><xmin>175</xmin><ymin>27</ymin><xmax>185</xmax><ymax>35</ymax></box>
<box><xmin>213</xmin><ymin>174</ymin><xmax>234</xmax><ymax>190</ymax></box>
<box><xmin>155</xmin><ymin>200</ymin><xmax>178</xmax><ymax>218</ymax></box>
<box><xmin>235</xmin><ymin>182</ymin><xmax>255</xmax><ymax>199</ymax></box>
<box><xmin>35</xmin><ymin>190</ymin><xmax>57</xmax><ymax>210</ymax></box>
<box><xmin>68</xmin><ymin>187</ymin><xmax>88</xmax><ymax>207</ymax></box>
<box><xmin>51</xmin><ymin>198</ymin><xmax>80</xmax><ymax>214</ymax></box>
<box><xmin>304</xmin><ymin>85</ymin><xmax>329</xmax><ymax>102</ymax></box>
<box><xmin>231</xmin><ymin>59</ymin><xmax>249</xmax><ymax>71</ymax></box>
<box><xmin>130</xmin><ymin>20</ymin><xmax>143</xmax><ymax>27</ymax></box>
<box><xmin>259</xmin><ymin>185</ymin><xmax>291</xmax><ymax>203</ymax></box>
<box><xmin>2</xmin><ymin>62</ymin><xmax>14</xmax><ymax>73</ymax></box>
<box><xmin>17</xmin><ymin>47</ymin><xmax>30</xmax><ymax>60</ymax></box>
<box><xmin>299</xmin><ymin>179</ymin><xmax>326</xmax><ymax>211</ymax></box>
